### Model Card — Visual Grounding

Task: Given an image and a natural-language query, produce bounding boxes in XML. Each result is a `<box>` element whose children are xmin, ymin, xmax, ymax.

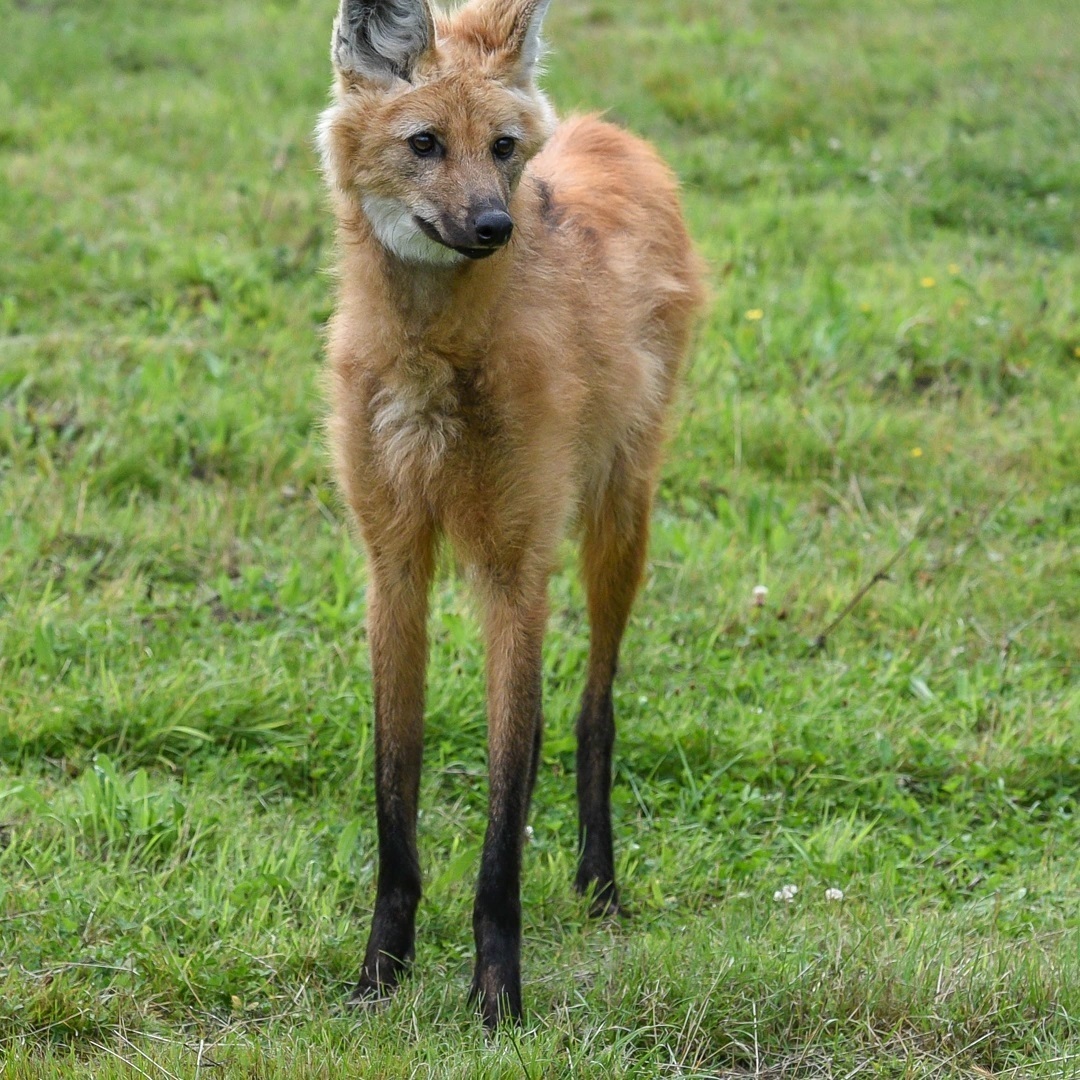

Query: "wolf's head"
<box><xmin>317</xmin><ymin>0</ymin><xmax>555</xmax><ymax>265</ymax></box>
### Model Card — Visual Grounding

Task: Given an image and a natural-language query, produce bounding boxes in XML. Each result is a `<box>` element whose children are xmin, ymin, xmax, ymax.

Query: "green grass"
<box><xmin>1</xmin><ymin>0</ymin><xmax>1078</xmax><ymax>1075</ymax></box>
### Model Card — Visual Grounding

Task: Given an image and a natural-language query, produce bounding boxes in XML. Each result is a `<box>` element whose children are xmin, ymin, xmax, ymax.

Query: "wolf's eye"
<box><xmin>409</xmin><ymin>132</ymin><xmax>438</xmax><ymax>156</ymax></box>
<box><xmin>492</xmin><ymin>136</ymin><xmax>516</xmax><ymax>160</ymax></box>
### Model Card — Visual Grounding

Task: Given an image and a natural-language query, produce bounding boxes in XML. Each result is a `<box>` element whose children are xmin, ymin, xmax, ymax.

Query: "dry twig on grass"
<box><xmin>809</xmin><ymin>511</ymin><xmax>929</xmax><ymax>654</ymax></box>
<box><xmin>809</xmin><ymin>492</ymin><xmax>1020</xmax><ymax>654</ymax></box>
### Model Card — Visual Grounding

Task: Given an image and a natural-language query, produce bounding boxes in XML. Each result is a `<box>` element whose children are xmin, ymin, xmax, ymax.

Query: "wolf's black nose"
<box><xmin>474</xmin><ymin>209</ymin><xmax>513</xmax><ymax>247</ymax></box>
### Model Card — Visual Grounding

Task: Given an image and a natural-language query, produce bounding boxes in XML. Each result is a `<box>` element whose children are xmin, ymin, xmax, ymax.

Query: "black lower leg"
<box><xmin>471</xmin><ymin>583</ymin><xmax>547</xmax><ymax>1027</ymax></box>
<box><xmin>469</xmin><ymin>790</ymin><xmax>528</xmax><ymax>1027</ymax></box>
<box><xmin>352</xmin><ymin>789</ymin><xmax>422</xmax><ymax>998</ymax></box>
<box><xmin>575</xmin><ymin>677</ymin><xmax>618</xmax><ymax>914</ymax></box>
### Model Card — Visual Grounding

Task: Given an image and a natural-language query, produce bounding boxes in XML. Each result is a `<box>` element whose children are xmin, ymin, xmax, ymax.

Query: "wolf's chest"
<box><xmin>368</xmin><ymin>358</ymin><xmax>471</xmax><ymax>484</ymax></box>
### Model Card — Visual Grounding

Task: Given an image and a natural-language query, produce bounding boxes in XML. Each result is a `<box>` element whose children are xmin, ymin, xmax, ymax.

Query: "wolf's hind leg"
<box><xmin>575</xmin><ymin>469</ymin><xmax>653</xmax><ymax>915</ymax></box>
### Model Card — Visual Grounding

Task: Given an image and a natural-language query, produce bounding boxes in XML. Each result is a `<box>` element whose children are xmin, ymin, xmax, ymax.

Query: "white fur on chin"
<box><xmin>361</xmin><ymin>195</ymin><xmax>465</xmax><ymax>266</ymax></box>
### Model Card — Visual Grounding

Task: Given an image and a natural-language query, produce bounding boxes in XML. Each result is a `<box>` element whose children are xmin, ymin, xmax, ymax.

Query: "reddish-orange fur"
<box><xmin>317</xmin><ymin>0</ymin><xmax>705</xmax><ymax>1026</ymax></box>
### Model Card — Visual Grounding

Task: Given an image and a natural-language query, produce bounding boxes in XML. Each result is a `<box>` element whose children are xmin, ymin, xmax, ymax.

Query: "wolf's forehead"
<box><xmin>388</xmin><ymin>78</ymin><xmax>528</xmax><ymax>138</ymax></box>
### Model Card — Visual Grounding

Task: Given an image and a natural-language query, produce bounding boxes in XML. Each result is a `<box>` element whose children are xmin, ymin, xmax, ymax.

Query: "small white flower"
<box><xmin>773</xmin><ymin>884</ymin><xmax>798</xmax><ymax>902</ymax></box>
<box><xmin>825</xmin><ymin>888</ymin><xmax>844</xmax><ymax>902</ymax></box>
<box><xmin>752</xmin><ymin>585</ymin><xmax>768</xmax><ymax>607</ymax></box>
<box><xmin>524</xmin><ymin>825</ymin><xmax>534</xmax><ymax>842</ymax></box>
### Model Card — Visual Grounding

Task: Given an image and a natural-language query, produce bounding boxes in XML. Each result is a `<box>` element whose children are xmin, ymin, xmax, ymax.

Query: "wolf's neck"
<box><xmin>357</xmin><ymin>235</ymin><xmax>512</xmax><ymax>356</ymax></box>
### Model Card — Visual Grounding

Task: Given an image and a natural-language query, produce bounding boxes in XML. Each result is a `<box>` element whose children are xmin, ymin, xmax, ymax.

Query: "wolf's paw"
<box><xmin>574</xmin><ymin>873</ymin><xmax>622</xmax><ymax>920</ymax></box>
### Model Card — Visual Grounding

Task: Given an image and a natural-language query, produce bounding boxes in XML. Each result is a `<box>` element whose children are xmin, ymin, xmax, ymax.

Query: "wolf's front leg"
<box><xmin>469</xmin><ymin>581</ymin><xmax>547</xmax><ymax>1027</ymax></box>
<box><xmin>351</xmin><ymin>522</ymin><xmax>436</xmax><ymax>1002</ymax></box>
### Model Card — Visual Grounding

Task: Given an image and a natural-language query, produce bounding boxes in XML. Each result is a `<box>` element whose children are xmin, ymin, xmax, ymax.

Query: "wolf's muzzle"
<box><xmin>414</xmin><ymin>212</ymin><xmax>512</xmax><ymax>260</ymax></box>
<box><xmin>473</xmin><ymin>209</ymin><xmax>513</xmax><ymax>247</ymax></box>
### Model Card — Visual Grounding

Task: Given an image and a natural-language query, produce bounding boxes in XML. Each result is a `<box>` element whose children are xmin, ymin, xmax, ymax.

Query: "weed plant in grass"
<box><xmin>1</xmin><ymin>0</ymin><xmax>1078</xmax><ymax>1076</ymax></box>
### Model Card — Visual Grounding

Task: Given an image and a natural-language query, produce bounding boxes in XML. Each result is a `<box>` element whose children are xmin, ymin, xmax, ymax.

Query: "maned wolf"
<box><xmin>317</xmin><ymin>0</ymin><xmax>705</xmax><ymax>1027</ymax></box>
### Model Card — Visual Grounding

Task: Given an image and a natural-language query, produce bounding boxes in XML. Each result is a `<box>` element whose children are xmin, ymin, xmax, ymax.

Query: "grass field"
<box><xmin>2</xmin><ymin>0</ymin><xmax>1078</xmax><ymax>1075</ymax></box>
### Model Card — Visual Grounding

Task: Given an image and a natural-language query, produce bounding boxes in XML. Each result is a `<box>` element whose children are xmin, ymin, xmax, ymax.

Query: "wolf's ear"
<box><xmin>331</xmin><ymin>0</ymin><xmax>435</xmax><ymax>85</ymax></box>
<box><xmin>503</xmin><ymin>0</ymin><xmax>552</xmax><ymax>84</ymax></box>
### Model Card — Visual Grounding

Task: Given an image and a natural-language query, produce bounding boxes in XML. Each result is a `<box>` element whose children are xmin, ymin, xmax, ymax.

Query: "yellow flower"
<box><xmin>920</xmin><ymin>277</ymin><xmax>936</xmax><ymax>288</ymax></box>
<box><xmin>745</xmin><ymin>308</ymin><xmax>764</xmax><ymax>321</ymax></box>
<box><xmin>948</xmin><ymin>263</ymin><xmax>961</xmax><ymax>275</ymax></box>
<box><xmin>911</xmin><ymin>447</ymin><xmax>923</xmax><ymax>458</ymax></box>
